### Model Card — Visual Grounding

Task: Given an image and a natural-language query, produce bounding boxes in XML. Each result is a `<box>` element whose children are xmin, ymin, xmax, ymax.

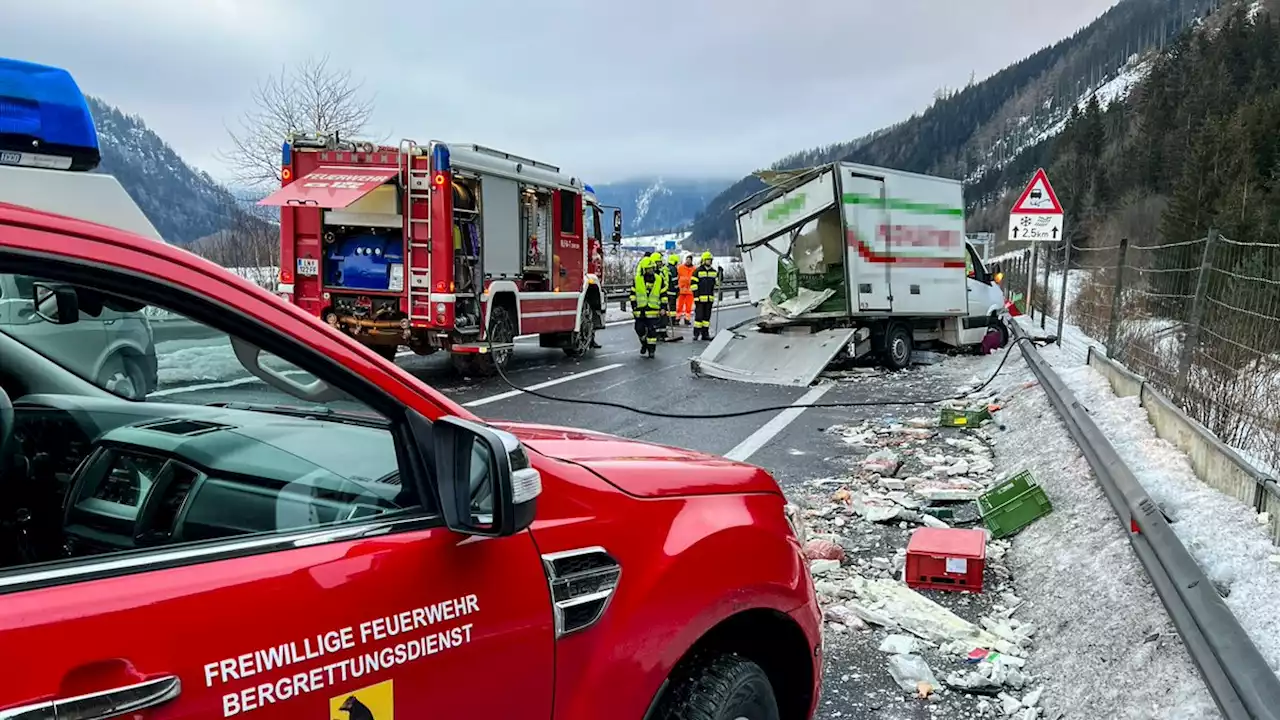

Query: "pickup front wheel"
<box><xmin>656</xmin><ymin>654</ymin><xmax>780</xmax><ymax>720</ymax></box>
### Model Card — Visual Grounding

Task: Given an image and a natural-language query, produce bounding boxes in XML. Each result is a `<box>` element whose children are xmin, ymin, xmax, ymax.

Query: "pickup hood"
<box><xmin>494</xmin><ymin>422</ymin><xmax>781</xmax><ymax>499</ymax></box>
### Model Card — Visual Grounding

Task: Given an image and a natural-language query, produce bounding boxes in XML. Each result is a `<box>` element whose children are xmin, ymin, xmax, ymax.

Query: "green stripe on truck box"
<box><xmin>843</xmin><ymin>193</ymin><xmax>964</xmax><ymax>217</ymax></box>
<box><xmin>766</xmin><ymin>193</ymin><xmax>808</xmax><ymax>221</ymax></box>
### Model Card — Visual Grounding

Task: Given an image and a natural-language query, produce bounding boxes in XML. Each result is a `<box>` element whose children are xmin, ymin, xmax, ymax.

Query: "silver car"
<box><xmin>0</xmin><ymin>273</ymin><xmax>157</xmax><ymax>399</ymax></box>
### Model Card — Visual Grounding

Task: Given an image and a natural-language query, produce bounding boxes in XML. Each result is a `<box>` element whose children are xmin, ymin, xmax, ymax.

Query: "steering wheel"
<box><xmin>0</xmin><ymin>385</ymin><xmax>12</xmax><ymax>477</ymax></box>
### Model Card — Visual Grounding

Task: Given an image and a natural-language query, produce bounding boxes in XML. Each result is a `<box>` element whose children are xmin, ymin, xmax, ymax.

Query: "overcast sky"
<box><xmin>9</xmin><ymin>0</ymin><xmax>1120</xmax><ymax>185</ymax></box>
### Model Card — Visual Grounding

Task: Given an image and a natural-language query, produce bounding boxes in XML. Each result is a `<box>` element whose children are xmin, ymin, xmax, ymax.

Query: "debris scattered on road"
<box><xmin>878</xmin><ymin>633</ymin><xmax>924</xmax><ymax>654</ymax></box>
<box><xmin>886</xmin><ymin>653</ymin><xmax>939</xmax><ymax>693</ymax></box>
<box><xmin>793</xmin><ymin>397</ymin><xmax>1057</xmax><ymax>717</ymax></box>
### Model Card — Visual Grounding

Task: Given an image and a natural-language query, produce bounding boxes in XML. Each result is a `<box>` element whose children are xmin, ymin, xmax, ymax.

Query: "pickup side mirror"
<box><xmin>31</xmin><ymin>282</ymin><xmax>80</xmax><ymax>325</ymax></box>
<box><xmin>433</xmin><ymin>416</ymin><xmax>539</xmax><ymax>537</ymax></box>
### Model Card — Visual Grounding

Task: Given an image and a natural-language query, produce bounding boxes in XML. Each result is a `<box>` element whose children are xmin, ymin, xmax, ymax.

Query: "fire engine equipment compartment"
<box><xmin>324</xmin><ymin>229</ymin><xmax>404</xmax><ymax>292</ymax></box>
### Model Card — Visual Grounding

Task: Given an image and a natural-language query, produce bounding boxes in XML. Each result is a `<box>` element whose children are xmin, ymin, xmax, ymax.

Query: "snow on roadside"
<box><xmin>154</xmin><ymin>338</ymin><xmax>299</xmax><ymax>388</ymax></box>
<box><xmin>1038</xmin><ymin>344</ymin><xmax>1280</xmax><ymax>676</ymax></box>
<box><xmin>987</xmin><ymin>349</ymin><xmax>1217</xmax><ymax>719</ymax></box>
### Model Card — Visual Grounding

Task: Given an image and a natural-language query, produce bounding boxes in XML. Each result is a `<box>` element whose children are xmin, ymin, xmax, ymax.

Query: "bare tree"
<box><xmin>221</xmin><ymin>56</ymin><xmax>375</xmax><ymax>189</ymax></box>
<box><xmin>189</xmin><ymin>208</ymin><xmax>280</xmax><ymax>288</ymax></box>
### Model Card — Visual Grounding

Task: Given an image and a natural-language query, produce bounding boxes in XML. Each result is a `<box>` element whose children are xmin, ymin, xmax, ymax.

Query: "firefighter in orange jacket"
<box><xmin>676</xmin><ymin>253</ymin><xmax>695</xmax><ymax>325</ymax></box>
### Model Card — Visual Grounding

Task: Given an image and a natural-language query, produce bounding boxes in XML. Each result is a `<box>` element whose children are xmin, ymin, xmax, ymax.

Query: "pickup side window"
<box><xmin>0</xmin><ymin>263</ymin><xmax>434</xmax><ymax>585</ymax></box>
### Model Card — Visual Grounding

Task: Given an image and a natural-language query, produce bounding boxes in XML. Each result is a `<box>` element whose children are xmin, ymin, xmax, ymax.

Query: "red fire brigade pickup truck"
<box><xmin>0</xmin><ymin>58</ymin><xmax>821</xmax><ymax>719</ymax></box>
<box><xmin>260</xmin><ymin>135</ymin><xmax>617</xmax><ymax>376</ymax></box>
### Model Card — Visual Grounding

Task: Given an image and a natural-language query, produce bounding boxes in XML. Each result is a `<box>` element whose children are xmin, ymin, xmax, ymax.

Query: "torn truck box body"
<box><xmin>693</xmin><ymin>161</ymin><xmax>1008</xmax><ymax>387</ymax></box>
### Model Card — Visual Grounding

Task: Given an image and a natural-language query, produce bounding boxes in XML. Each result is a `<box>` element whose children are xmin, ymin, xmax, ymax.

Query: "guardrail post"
<box><xmin>1106</xmin><ymin>238</ymin><xmax>1128</xmax><ymax>358</ymax></box>
<box><xmin>1175</xmin><ymin>228</ymin><xmax>1217</xmax><ymax>405</ymax></box>
<box><xmin>1056</xmin><ymin>240</ymin><xmax>1073</xmax><ymax>345</ymax></box>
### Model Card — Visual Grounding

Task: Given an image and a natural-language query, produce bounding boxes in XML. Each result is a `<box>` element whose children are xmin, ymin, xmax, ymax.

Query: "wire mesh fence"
<box><xmin>1062</xmin><ymin>230</ymin><xmax>1280</xmax><ymax>473</ymax></box>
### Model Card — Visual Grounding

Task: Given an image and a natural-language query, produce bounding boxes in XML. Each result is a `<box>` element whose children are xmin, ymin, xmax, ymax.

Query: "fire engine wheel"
<box><xmin>882</xmin><ymin>322</ymin><xmax>913</xmax><ymax>371</ymax></box>
<box><xmin>455</xmin><ymin>306</ymin><xmax>516</xmax><ymax>377</ymax></box>
<box><xmin>373</xmin><ymin>345</ymin><xmax>400</xmax><ymax>362</ymax></box>
<box><xmin>563</xmin><ymin>303</ymin><xmax>596</xmax><ymax>358</ymax></box>
<box><xmin>655</xmin><ymin>653</ymin><xmax>780</xmax><ymax>720</ymax></box>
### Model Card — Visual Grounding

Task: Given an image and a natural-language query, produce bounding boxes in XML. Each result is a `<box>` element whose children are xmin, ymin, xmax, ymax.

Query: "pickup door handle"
<box><xmin>0</xmin><ymin>676</ymin><xmax>181</xmax><ymax>720</ymax></box>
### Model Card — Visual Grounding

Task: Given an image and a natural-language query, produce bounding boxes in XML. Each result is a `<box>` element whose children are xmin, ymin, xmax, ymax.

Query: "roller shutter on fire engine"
<box><xmin>257</xmin><ymin>166</ymin><xmax>400</xmax><ymax>209</ymax></box>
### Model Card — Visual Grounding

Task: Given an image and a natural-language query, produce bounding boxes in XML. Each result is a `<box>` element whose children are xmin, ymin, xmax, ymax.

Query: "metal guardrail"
<box><xmin>604</xmin><ymin>281</ymin><xmax>748</xmax><ymax>309</ymax></box>
<box><xmin>1011</xmin><ymin>320</ymin><xmax>1280</xmax><ymax>720</ymax></box>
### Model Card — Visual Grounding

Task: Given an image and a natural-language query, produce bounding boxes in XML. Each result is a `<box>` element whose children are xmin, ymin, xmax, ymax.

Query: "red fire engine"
<box><xmin>260</xmin><ymin>135</ymin><xmax>620</xmax><ymax>375</ymax></box>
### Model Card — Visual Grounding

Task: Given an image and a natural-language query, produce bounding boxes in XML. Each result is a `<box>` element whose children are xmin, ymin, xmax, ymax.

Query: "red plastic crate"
<box><xmin>905</xmin><ymin>527</ymin><xmax>987</xmax><ymax>593</ymax></box>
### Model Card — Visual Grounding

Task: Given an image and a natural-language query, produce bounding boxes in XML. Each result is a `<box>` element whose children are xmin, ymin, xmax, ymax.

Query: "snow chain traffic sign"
<box><xmin>1008</xmin><ymin>168</ymin><xmax>1064</xmax><ymax>242</ymax></box>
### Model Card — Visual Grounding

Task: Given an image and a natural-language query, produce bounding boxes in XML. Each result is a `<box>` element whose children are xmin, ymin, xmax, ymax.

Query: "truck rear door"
<box><xmin>839</xmin><ymin>167</ymin><xmax>892</xmax><ymax>312</ymax></box>
<box><xmin>736</xmin><ymin>167</ymin><xmax>840</xmax><ymax>305</ymax></box>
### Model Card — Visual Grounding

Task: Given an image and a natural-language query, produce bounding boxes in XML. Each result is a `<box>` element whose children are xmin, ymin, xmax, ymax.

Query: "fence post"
<box><xmin>1027</xmin><ymin>246</ymin><xmax>1039</xmax><ymax>322</ymax></box>
<box><xmin>1175</xmin><ymin>228</ymin><xmax>1217</xmax><ymax>404</ymax></box>
<box><xmin>1056</xmin><ymin>240</ymin><xmax>1073</xmax><ymax>345</ymax></box>
<box><xmin>1106</xmin><ymin>238</ymin><xmax>1128</xmax><ymax>357</ymax></box>
<box><xmin>1040</xmin><ymin>244</ymin><xmax>1052</xmax><ymax>329</ymax></box>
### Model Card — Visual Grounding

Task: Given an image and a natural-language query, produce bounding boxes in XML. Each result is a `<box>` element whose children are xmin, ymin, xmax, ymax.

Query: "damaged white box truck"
<box><xmin>692</xmin><ymin>161</ymin><xmax>1008</xmax><ymax>387</ymax></box>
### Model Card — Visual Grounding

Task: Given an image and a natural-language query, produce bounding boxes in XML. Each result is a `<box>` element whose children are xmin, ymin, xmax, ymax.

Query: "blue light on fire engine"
<box><xmin>0</xmin><ymin>57</ymin><xmax>100</xmax><ymax>172</ymax></box>
<box><xmin>281</xmin><ymin>140</ymin><xmax>293</xmax><ymax>168</ymax></box>
<box><xmin>431</xmin><ymin>143</ymin><xmax>450</xmax><ymax>173</ymax></box>
<box><xmin>584</xmin><ymin>184</ymin><xmax>595</xmax><ymax>194</ymax></box>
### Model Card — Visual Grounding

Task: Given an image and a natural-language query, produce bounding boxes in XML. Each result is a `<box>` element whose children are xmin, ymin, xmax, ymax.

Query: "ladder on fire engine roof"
<box><xmin>401</xmin><ymin>139</ymin><xmax>433</xmax><ymax>322</ymax></box>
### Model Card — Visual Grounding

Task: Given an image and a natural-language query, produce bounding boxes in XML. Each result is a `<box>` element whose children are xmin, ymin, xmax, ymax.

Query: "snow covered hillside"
<box><xmin>592</xmin><ymin>177</ymin><xmax>731</xmax><ymax>235</ymax></box>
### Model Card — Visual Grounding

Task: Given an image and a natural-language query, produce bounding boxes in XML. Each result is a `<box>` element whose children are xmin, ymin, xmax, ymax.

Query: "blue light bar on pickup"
<box><xmin>0</xmin><ymin>57</ymin><xmax>100</xmax><ymax>172</ymax></box>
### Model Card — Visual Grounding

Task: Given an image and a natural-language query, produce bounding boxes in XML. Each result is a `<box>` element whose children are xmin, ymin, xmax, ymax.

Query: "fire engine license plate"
<box><xmin>296</xmin><ymin>257</ymin><xmax>319</xmax><ymax>277</ymax></box>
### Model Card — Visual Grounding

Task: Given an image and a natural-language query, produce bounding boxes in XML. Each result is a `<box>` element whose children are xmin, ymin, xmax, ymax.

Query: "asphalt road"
<box><xmin>152</xmin><ymin>302</ymin><xmax>1000</xmax><ymax>475</ymax></box>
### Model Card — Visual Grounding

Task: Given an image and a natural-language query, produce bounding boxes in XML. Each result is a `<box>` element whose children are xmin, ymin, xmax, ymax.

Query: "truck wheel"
<box><xmin>373</xmin><ymin>345</ymin><xmax>400</xmax><ymax>362</ymax></box>
<box><xmin>655</xmin><ymin>654</ymin><xmax>780</xmax><ymax>720</ymax></box>
<box><xmin>467</xmin><ymin>305</ymin><xmax>516</xmax><ymax>377</ymax></box>
<box><xmin>882</xmin><ymin>322</ymin><xmax>913</xmax><ymax>370</ymax></box>
<box><xmin>563</xmin><ymin>302</ymin><xmax>597</xmax><ymax>358</ymax></box>
<box><xmin>990</xmin><ymin>316</ymin><xmax>1010</xmax><ymax>348</ymax></box>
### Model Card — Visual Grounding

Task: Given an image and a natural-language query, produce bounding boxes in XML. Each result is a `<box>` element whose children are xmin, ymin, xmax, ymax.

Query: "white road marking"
<box><xmin>723</xmin><ymin>384</ymin><xmax>833</xmax><ymax>462</ymax></box>
<box><xmin>462</xmin><ymin>363</ymin><xmax>624</xmax><ymax>408</ymax></box>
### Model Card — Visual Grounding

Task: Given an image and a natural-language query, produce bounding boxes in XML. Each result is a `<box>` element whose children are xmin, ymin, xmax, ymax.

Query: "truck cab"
<box><xmin>0</xmin><ymin>58</ymin><xmax>821</xmax><ymax>720</ymax></box>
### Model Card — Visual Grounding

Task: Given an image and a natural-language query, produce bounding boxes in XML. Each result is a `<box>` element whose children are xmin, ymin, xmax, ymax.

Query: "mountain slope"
<box><xmin>88</xmin><ymin>96</ymin><xmax>243</xmax><ymax>244</ymax></box>
<box><xmin>592</xmin><ymin>177</ymin><xmax>731</xmax><ymax>235</ymax></box>
<box><xmin>690</xmin><ymin>0</ymin><xmax>1215</xmax><ymax>253</ymax></box>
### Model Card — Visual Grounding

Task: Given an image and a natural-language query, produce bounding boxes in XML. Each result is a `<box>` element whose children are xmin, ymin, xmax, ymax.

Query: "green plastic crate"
<box><xmin>979</xmin><ymin>470</ymin><xmax>1053</xmax><ymax>538</ymax></box>
<box><xmin>940</xmin><ymin>406</ymin><xmax>991</xmax><ymax>427</ymax></box>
